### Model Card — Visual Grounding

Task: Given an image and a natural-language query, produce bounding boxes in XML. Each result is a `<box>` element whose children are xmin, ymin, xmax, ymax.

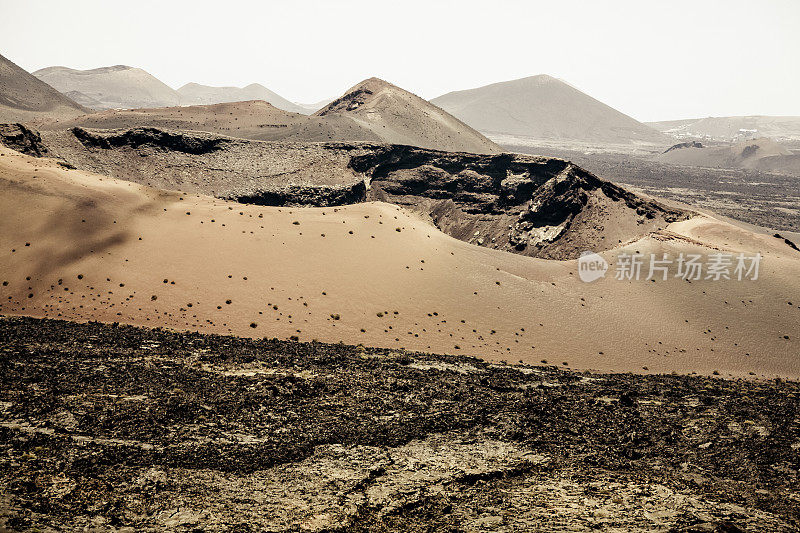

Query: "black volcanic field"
<box><xmin>0</xmin><ymin>316</ymin><xmax>798</xmax><ymax>531</ymax></box>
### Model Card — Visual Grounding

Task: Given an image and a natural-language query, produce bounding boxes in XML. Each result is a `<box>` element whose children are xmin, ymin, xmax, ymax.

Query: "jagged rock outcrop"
<box><xmin>233</xmin><ymin>182</ymin><xmax>367</xmax><ymax>207</ymax></box>
<box><xmin>72</xmin><ymin>126</ymin><xmax>227</xmax><ymax>155</ymax></box>
<box><xmin>0</xmin><ymin>123</ymin><xmax>50</xmax><ymax>157</ymax></box>
<box><xmin>663</xmin><ymin>141</ymin><xmax>703</xmax><ymax>153</ymax></box>
<box><xmin>352</xmin><ymin>145</ymin><xmax>687</xmax><ymax>257</ymax></box>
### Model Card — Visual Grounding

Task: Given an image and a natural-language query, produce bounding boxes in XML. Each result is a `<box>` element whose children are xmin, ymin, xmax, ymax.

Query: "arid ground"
<box><xmin>1</xmin><ymin>316</ymin><xmax>798</xmax><ymax>531</ymax></box>
<box><xmin>2</xmin><ymin>45</ymin><xmax>800</xmax><ymax>533</ymax></box>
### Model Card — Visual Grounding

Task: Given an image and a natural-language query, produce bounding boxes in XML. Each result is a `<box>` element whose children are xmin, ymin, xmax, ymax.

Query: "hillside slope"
<box><xmin>42</xmin><ymin>78</ymin><xmax>501</xmax><ymax>153</ymax></box>
<box><xmin>8</xmin><ymin>125</ymin><xmax>685</xmax><ymax>260</ymax></box>
<box><xmin>0</xmin><ymin>53</ymin><xmax>87</xmax><ymax>122</ymax></box>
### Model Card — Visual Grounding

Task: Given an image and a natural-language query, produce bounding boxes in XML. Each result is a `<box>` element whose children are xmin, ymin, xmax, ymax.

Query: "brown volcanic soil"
<box><xmin>502</xmin><ymin>141</ymin><xmax>800</xmax><ymax>234</ymax></box>
<box><xmin>0</xmin><ymin>316</ymin><xmax>798</xmax><ymax>531</ymax></box>
<box><xmin>1</xmin><ymin>145</ymin><xmax>799</xmax><ymax>379</ymax></box>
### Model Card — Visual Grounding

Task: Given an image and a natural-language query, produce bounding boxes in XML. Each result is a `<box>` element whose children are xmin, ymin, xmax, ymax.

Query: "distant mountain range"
<box><xmin>176</xmin><ymin>82</ymin><xmax>310</xmax><ymax>115</ymax></box>
<box><xmin>432</xmin><ymin>75</ymin><xmax>669</xmax><ymax>145</ymax></box>
<box><xmin>656</xmin><ymin>137</ymin><xmax>800</xmax><ymax>174</ymax></box>
<box><xmin>9</xmin><ymin>54</ymin><xmax>800</xmax><ymax>155</ymax></box>
<box><xmin>31</xmin><ymin>65</ymin><xmax>323</xmax><ymax>115</ymax></box>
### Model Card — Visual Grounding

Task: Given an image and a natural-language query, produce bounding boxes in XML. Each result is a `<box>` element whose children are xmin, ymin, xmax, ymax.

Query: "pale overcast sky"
<box><xmin>1</xmin><ymin>0</ymin><xmax>798</xmax><ymax>121</ymax></box>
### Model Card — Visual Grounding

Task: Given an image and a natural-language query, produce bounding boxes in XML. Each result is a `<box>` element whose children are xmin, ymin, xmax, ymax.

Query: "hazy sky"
<box><xmin>1</xmin><ymin>0</ymin><xmax>798</xmax><ymax>121</ymax></box>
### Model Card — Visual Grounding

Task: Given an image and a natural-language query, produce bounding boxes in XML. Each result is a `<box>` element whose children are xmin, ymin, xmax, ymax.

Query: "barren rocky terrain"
<box><xmin>0</xmin><ymin>316</ymin><xmax>798</xmax><ymax>531</ymax></box>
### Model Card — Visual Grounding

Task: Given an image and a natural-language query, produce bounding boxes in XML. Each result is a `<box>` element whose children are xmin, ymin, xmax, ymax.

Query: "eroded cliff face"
<box><xmin>72</xmin><ymin>126</ymin><xmax>228</xmax><ymax>155</ymax></box>
<box><xmin>1</xmin><ymin>125</ymin><xmax>689</xmax><ymax>259</ymax></box>
<box><xmin>0</xmin><ymin>123</ymin><xmax>50</xmax><ymax>157</ymax></box>
<box><xmin>352</xmin><ymin>145</ymin><xmax>687</xmax><ymax>259</ymax></box>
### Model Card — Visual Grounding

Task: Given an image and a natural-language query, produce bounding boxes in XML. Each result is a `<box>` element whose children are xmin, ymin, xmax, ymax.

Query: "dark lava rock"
<box><xmin>0</xmin><ymin>123</ymin><xmax>49</xmax><ymax>156</ymax></box>
<box><xmin>0</xmin><ymin>316</ymin><xmax>797</xmax><ymax>531</ymax></box>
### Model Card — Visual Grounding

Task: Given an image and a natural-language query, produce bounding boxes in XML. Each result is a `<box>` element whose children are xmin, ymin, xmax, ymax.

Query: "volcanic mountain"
<box><xmin>33</xmin><ymin>65</ymin><xmax>183</xmax><ymax>110</ymax></box>
<box><xmin>177</xmin><ymin>82</ymin><xmax>309</xmax><ymax>114</ymax></box>
<box><xmin>314</xmin><ymin>78</ymin><xmax>500</xmax><ymax>153</ymax></box>
<box><xmin>431</xmin><ymin>75</ymin><xmax>669</xmax><ymax>145</ymax></box>
<box><xmin>0</xmin><ymin>53</ymin><xmax>87</xmax><ymax>123</ymax></box>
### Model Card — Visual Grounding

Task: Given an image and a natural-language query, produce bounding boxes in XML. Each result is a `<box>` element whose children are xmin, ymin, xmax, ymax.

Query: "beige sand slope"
<box><xmin>648</xmin><ymin>116</ymin><xmax>800</xmax><ymax>144</ymax></box>
<box><xmin>33</xmin><ymin>65</ymin><xmax>183</xmax><ymax>110</ymax></box>
<box><xmin>431</xmin><ymin>75</ymin><xmax>669</xmax><ymax>145</ymax></box>
<box><xmin>0</xmin><ymin>53</ymin><xmax>87</xmax><ymax>123</ymax></box>
<box><xmin>177</xmin><ymin>82</ymin><xmax>309</xmax><ymax>114</ymax></box>
<box><xmin>1</xmin><ymin>147</ymin><xmax>798</xmax><ymax>379</ymax></box>
<box><xmin>657</xmin><ymin>137</ymin><xmax>800</xmax><ymax>174</ymax></box>
<box><xmin>41</xmin><ymin>79</ymin><xmax>500</xmax><ymax>153</ymax></box>
<box><xmin>315</xmin><ymin>78</ymin><xmax>500</xmax><ymax>154</ymax></box>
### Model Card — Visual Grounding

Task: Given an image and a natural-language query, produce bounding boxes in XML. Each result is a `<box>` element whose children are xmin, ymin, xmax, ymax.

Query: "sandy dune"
<box><xmin>1</xmin><ymin>147</ymin><xmax>799</xmax><ymax>379</ymax></box>
<box><xmin>14</xmin><ymin>125</ymin><xmax>683</xmax><ymax>260</ymax></box>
